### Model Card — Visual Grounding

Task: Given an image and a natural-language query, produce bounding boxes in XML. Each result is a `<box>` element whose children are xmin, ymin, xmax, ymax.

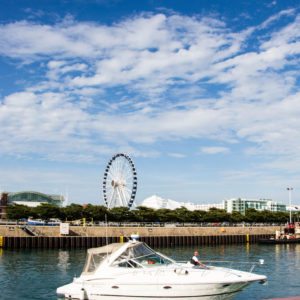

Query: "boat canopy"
<box><xmin>82</xmin><ymin>241</ymin><xmax>175</xmax><ymax>275</ymax></box>
<box><xmin>87</xmin><ymin>243</ymin><xmax>124</xmax><ymax>255</ymax></box>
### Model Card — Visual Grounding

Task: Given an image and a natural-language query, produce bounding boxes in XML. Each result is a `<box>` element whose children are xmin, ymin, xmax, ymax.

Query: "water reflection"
<box><xmin>57</xmin><ymin>250</ymin><xmax>70</xmax><ymax>273</ymax></box>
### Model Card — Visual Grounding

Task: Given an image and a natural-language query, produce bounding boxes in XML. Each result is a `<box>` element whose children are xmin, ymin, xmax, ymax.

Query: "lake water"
<box><xmin>0</xmin><ymin>243</ymin><xmax>299</xmax><ymax>300</ymax></box>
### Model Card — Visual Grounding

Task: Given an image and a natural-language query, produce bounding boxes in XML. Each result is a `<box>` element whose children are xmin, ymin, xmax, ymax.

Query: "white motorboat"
<box><xmin>57</xmin><ymin>240</ymin><xmax>267</xmax><ymax>300</ymax></box>
<box><xmin>27</xmin><ymin>218</ymin><xmax>46</xmax><ymax>226</ymax></box>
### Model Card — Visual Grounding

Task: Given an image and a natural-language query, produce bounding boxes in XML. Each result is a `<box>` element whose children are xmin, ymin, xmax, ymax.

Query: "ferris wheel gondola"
<box><xmin>102</xmin><ymin>153</ymin><xmax>137</xmax><ymax>209</ymax></box>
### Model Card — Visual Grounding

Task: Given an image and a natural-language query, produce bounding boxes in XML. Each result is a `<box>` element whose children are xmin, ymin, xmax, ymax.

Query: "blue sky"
<box><xmin>0</xmin><ymin>0</ymin><xmax>300</xmax><ymax>206</ymax></box>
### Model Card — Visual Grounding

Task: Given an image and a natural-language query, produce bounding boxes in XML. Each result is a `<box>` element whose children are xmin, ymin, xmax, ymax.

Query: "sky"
<box><xmin>0</xmin><ymin>0</ymin><xmax>300</xmax><ymax>206</ymax></box>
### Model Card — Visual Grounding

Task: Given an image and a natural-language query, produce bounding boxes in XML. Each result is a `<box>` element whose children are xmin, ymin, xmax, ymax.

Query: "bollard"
<box><xmin>120</xmin><ymin>235</ymin><xmax>124</xmax><ymax>243</ymax></box>
<box><xmin>0</xmin><ymin>236</ymin><xmax>3</xmax><ymax>248</ymax></box>
<box><xmin>246</xmin><ymin>234</ymin><xmax>250</xmax><ymax>243</ymax></box>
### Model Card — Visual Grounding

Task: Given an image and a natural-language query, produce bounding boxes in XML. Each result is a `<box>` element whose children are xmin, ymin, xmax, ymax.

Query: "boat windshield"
<box><xmin>113</xmin><ymin>242</ymin><xmax>174</xmax><ymax>268</ymax></box>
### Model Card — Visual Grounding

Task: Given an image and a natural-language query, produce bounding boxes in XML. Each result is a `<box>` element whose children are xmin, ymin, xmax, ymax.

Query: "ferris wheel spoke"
<box><xmin>120</xmin><ymin>186</ymin><xmax>130</xmax><ymax>197</ymax></box>
<box><xmin>123</xmin><ymin>186</ymin><xmax>132</xmax><ymax>197</ymax></box>
<box><xmin>116</xmin><ymin>187</ymin><xmax>126</xmax><ymax>207</ymax></box>
<box><xmin>107</xmin><ymin>187</ymin><xmax>116</xmax><ymax>209</ymax></box>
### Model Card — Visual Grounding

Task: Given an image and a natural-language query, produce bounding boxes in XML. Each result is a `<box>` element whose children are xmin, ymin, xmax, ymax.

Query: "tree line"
<box><xmin>6</xmin><ymin>203</ymin><xmax>299</xmax><ymax>224</ymax></box>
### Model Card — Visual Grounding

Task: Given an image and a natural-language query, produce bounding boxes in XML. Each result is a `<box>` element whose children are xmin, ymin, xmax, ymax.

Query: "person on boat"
<box><xmin>147</xmin><ymin>259</ymin><xmax>156</xmax><ymax>264</ymax></box>
<box><xmin>190</xmin><ymin>250</ymin><xmax>207</xmax><ymax>268</ymax></box>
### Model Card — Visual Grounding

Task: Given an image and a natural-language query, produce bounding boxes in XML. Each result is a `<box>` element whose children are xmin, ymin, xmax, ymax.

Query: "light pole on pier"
<box><xmin>287</xmin><ymin>187</ymin><xmax>293</xmax><ymax>224</ymax></box>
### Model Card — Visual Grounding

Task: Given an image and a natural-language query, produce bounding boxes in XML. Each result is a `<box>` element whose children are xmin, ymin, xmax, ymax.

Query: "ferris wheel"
<box><xmin>102</xmin><ymin>153</ymin><xmax>137</xmax><ymax>209</ymax></box>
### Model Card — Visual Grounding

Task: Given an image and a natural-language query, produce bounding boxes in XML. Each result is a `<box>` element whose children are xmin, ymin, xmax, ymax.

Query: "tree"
<box><xmin>230</xmin><ymin>211</ymin><xmax>245</xmax><ymax>223</ymax></box>
<box><xmin>33</xmin><ymin>203</ymin><xmax>61</xmax><ymax>220</ymax></box>
<box><xmin>83</xmin><ymin>205</ymin><xmax>108</xmax><ymax>221</ymax></box>
<box><xmin>204</xmin><ymin>208</ymin><xmax>230</xmax><ymax>222</ymax></box>
<box><xmin>156</xmin><ymin>209</ymin><xmax>177</xmax><ymax>222</ymax></box>
<box><xmin>6</xmin><ymin>204</ymin><xmax>33</xmax><ymax>220</ymax></box>
<box><xmin>173</xmin><ymin>207</ymin><xmax>192</xmax><ymax>222</ymax></box>
<box><xmin>133</xmin><ymin>206</ymin><xmax>157</xmax><ymax>222</ymax></box>
<box><xmin>61</xmin><ymin>204</ymin><xmax>84</xmax><ymax>220</ymax></box>
<box><xmin>191</xmin><ymin>210</ymin><xmax>207</xmax><ymax>222</ymax></box>
<box><xmin>109</xmin><ymin>207</ymin><xmax>135</xmax><ymax>222</ymax></box>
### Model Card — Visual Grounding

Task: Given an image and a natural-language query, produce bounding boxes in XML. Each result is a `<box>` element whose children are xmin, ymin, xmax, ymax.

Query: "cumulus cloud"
<box><xmin>0</xmin><ymin>9</ymin><xmax>299</xmax><ymax>171</ymax></box>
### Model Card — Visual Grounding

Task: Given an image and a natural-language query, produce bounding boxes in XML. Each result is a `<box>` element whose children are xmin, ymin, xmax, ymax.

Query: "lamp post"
<box><xmin>287</xmin><ymin>187</ymin><xmax>293</xmax><ymax>224</ymax></box>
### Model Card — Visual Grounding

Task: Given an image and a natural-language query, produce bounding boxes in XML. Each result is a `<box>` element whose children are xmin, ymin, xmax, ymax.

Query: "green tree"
<box><xmin>191</xmin><ymin>210</ymin><xmax>207</xmax><ymax>222</ymax></box>
<box><xmin>156</xmin><ymin>209</ymin><xmax>177</xmax><ymax>222</ymax></box>
<box><xmin>204</xmin><ymin>208</ymin><xmax>230</xmax><ymax>222</ymax></box>
<box><xmin>33</xmin><ymin>203</ymin><xmax>61</xmax><ymax>220</ymax></box>
<box><xmin>109</xmin><ymin>207</ymin><xmax>134</xmax><ymax>222</ymax></box>
<box><xmin>173</xmin><ymin>206</ymin><xmax>192</xmax><ymax>222</ymax></box>
<box><xmin>61</xmin><ymin>204</ymin><xmax>84</xmax><ymax>220</ymax></box>
<box><xmin>244</xmin><ymin>208</ymin><xmax>262</xmax><ymax>222</ymax></box>
<box><xmin>133</xmin><ymin>206</ymin><xmax>157</xmax><ymax>222</ymax></box>
<box><xmin>230</xmin><ymin>211</ymin><xmax>245</xmax><ymax>223</ymax></box>
<box><xmin>6</xmin><ymin>204</ymin><xmax>33</xmax><ymax>220</ymax></box>
<box><xmin>84</xmin><ymin>205</ymin><xmax>108</xmax><ymax>221</ymax></box>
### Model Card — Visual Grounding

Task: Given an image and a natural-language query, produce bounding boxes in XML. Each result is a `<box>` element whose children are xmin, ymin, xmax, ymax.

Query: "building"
<box><xmin>193</xmin><ymin>203</ymin><xmax>225</xmax><ymax>211</ymax></box>
<box><xmin>0</xmin><ymin>191</ymin><xmax>64</xmax><ymax>219</ymax></box>
<box><xmin>140</xmin><ymin>195</ymin><xmax>224</xmax><ymax>211</ymax></box>
<box><xmin>140</xmin><ymin>195</ymin><xmax>287</xmax><ymax>214</ymax></box>
<box><xmin>224</xmin><ymin>198</ymin><xmax>286</xmax><ymax>214</ymax></box>
<box><xmin>7</xmin><ymin>191</ymin><xmax>64</xmax><ymax>207</ymax></box>
<box><xmin>0</xmin><ymin>193</ymin><xmax>8</xmax><ymax>219</ymax></box>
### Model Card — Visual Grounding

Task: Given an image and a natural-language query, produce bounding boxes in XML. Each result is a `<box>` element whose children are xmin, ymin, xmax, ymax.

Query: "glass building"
<box><xmin>6</xmin><ymin>191</ymin><xmax>64</xmax><ymax>207</ymax></box>
<box><xmin>224</xmin><ymin>198</ymin><xmax>286</xmax><ymax>214</ymax></box>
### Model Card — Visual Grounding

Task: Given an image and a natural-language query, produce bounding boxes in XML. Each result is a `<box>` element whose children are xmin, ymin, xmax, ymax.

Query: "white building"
<box><xmin>140</xmin><ymin>195</ymin><xmax>287</xmax><ymax>214</ymax></box>
<box><xmin>140</xmin><ymin>195</ymin><xmax>224</xmax><ymax>211</ymax></box>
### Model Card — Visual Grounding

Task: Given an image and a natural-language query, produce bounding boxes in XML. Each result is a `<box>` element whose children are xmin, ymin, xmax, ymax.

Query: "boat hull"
<box><xmin>57</xmin><ymin>280</ymin><xmax>253</xmax><ymax>300</ymax></box>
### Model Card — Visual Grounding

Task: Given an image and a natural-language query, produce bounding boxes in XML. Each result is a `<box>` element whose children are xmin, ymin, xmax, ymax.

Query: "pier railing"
<box><xmin>0</xmin><ymin>220</ymin><xmax>284</xmax><ymax>227</ymax></box>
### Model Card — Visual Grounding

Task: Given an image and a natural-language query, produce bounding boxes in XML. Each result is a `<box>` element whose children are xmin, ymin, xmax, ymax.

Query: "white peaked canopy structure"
<box><xmin>102</xmin><ymin>153</ymin><xmax>137</xmax><ymax>209</ymax></box>
<box><xmin>141</xmin><ymin>195</ymin><xmax>225</xmax><ymax>211</ymax></box>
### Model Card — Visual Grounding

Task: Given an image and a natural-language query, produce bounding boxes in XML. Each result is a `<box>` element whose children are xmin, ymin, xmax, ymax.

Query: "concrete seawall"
<box><xmin>0</xmin><ymin>225</ymin><xmax>277</xmax><ymax>249</ymax></box>
<box><xmin>0</xmin><ymin>225</ymin><xmax>280</xmax><ymax>237</ymax></box>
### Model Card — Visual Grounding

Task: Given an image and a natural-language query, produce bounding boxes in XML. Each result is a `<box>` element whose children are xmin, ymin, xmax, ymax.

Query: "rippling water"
<box><xmin>0</xmin><ymin>244</ymin><xmax>299</xmax><ymax>300</ymax></box>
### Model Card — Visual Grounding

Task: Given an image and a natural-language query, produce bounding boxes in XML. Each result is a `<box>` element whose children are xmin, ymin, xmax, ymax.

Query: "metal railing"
<box><xmin>0</xmin><ymin>220</ymin><xmax>285</xmax><ymax>227</ymax></box>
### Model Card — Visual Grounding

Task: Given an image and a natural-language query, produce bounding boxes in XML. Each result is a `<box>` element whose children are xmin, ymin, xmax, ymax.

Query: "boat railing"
<box><xmin>175</xmin><ymin>259</ymin><xmax>265</xmax><ymax>273</ymax></box>
<box><xmin>203</xmin><ymin>259</ymin><xmax>264</xmax><ymax>273</ymax></box>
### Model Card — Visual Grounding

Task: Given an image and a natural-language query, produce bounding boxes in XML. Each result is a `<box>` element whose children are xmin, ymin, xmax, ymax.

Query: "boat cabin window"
<box><xmin>113</xmin><ymin>243</ymin><xmax>173</xmax><ymax>268</ymax></box>
<box><xmin>83</xmin><ymin>253</ymin><xmax>109</xmax><ymax>274</ymax></box>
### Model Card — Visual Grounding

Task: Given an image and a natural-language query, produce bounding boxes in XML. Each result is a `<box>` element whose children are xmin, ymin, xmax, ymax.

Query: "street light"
<box><xmin>287</xmin><ymin>187</ymin><xmax>293</xmax><ymax>224</ymax></box>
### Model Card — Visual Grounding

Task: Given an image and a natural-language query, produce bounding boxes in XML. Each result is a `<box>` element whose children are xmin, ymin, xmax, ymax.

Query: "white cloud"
<box><xmin>168</xmin><ymin>153</ymin><xmax>186</xmax><ymax>158</ymax></box>
<box><xmin>259</xmin><ymin>8</ymin><xmax>296</xmax><ymax>29</ymax></box>
<box><xmin>200</xmin><ymin>147</ymin><xmax>230</xmax><ymax>155</ymax></box>
<box><xmin>0</xmin><ymin>10</ymin><xmax>299</xmax><ymax>173</ymax></box>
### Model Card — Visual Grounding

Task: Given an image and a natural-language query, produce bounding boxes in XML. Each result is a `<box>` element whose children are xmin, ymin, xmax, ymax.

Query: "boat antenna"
<box><xmin>105</xmin><ymin>213</ymin><xmax>109</xmax><ymax>256</ymax></box>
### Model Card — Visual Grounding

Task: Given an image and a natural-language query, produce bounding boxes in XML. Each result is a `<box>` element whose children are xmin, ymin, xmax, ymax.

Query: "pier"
<box><xmin>0</xmin><ymin>224</ymin><xmax>276</xmax><ymax>249</ymax></box>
